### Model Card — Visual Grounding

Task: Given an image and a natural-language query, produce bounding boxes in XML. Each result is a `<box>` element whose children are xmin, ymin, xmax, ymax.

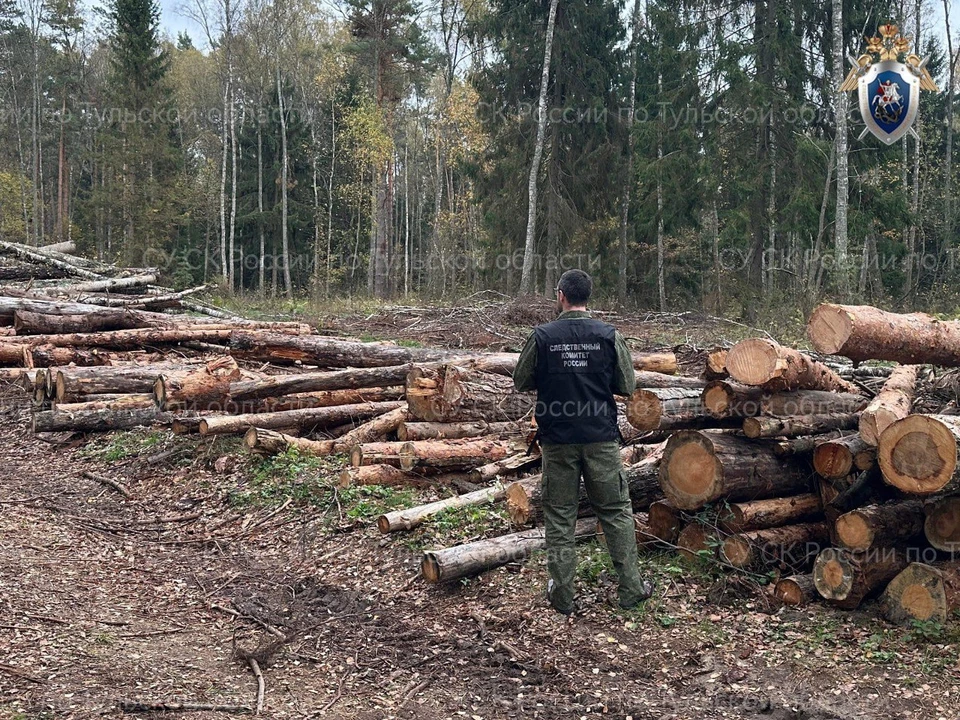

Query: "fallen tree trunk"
<box><xmin>397</xmin><ymin>437</ymin><xmax>522</xmax><ymax>472</ymax></box>
<box><xmin>808</xmin><ymin>303</ymin><xmax>960</xmax><ymax>365</ymax></box>
<box><xmin>32</xmin><ymin>406</ymin><xmax>171</xmax><ymax>433</ymax></box>
<box><xmin>726</xmin><ymin>338</ymin><xmax>860</xmax><ymax>393</ymax></box>
<box><xmin>812</xmin><ymin>434</ymin><xmax>875</xmax><ymax>480</ymax></box>
<box><xmin>813</xmin><ymin>547</ymin><xmax>909</xmax><ymax>609</ymax></box>
<box><xmin>505</xmin><ymin>446</ymin><xmax>664</xmax><ymax>526</ymax></box>
<box><xmin>718</xmin><ymin>494</ymin><xmax>823</xmax><ymax>533</ymax></box>
<box><xmin>742</xmin><ymin>413</ymin><xmax>860</xmax><ymax>440</ymax></box>
<box><xmin>879</xmin><ymin>562</ymin><xmax>960</xmax><ymax>625</ymax></box>
<box><xmin>406</xmin><ymin>365</ymin><xmax>533</xmax><ymax>422</ymax></box>
<box><xmin>0</xmin><ymin>239</ymin><xmax>103</xmax><ymax>279</ymax></box>
<box><xmin>659</xmin><ymin>430</ymin><xmax>811</xmax><ymax>510</ymax></box>
<box><xmin>377</xmin><ymin>476</ymin><xmax>539</xmax><ymax>533</ymax></box>
<box><xmin>243</xmin><ymin>428</ymin><xmax>336</xmax><ymax>456</ymax></box>
<box><xmin>421</xmin><ymin>516</ymin><xmax>597</xmax><ymax>583</ymax></box>
<box><xmin>774</xmin><ymin>574</ymin><xmax>817</xmax><ymax>606</ymax></box>
<box><xmin>859</xmin><ymin>365</ymin><xmax>921</xmax><ymax>446</ymax></box>
<box><xmin>877</xmin><ymin>414</ymin><xmax>960</xmax><ymax>495</ymax></box>
<box><xmin>835</xmin><ymin>500</ymin><xmax>925</xmax><ymax>551</ymax></box>
<box><xmin>923</xmin><ymin>496</ymin><xmax>960</xmax><ymax>552</ymax></box>
<box><xmin>397</xmin><ymin>420</ymin><xmax>526</xmax><ymax>441</ymax></box>
<box><xmin>198</xmin><ymin>401</ymin><xmax>403</xmax><ymax>436</ymax></box>
<box><xmin>720</xmin><ymin>522</ymin><xmax>829</xmax><ymax>570</ymax></box>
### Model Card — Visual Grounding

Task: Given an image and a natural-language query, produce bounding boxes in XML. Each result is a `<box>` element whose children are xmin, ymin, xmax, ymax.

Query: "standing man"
<box><xmin>513</xmin><ymin>269</ymin><xmax>652</xmax><ymax>615</ymax></box>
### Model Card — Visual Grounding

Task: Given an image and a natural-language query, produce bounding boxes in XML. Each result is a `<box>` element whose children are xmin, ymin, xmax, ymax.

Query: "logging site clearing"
<box><xmin>3</xmin><ymin>244</ymin><xmax>960</xmax><ymax>719</ymax></box>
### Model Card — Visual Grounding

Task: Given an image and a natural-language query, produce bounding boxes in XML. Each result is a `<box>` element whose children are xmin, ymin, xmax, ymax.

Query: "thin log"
<box><xmin>397</xmin><ymin>437</ymin><xmax>522</xmax><ymax>472</ymax></box>
<box><xmin>774</xmin><ymin>574</ymin><xmax>817</xmax><ymax>606</ymax></box>
<box><xmin>726</xmin><ymin>337</ymin><xmax>859</xmax><ymax>393</ymax></box>
<box><xmin>32</xmin><ymin>406</ymin><xmax>171</xmax><ymax>433</ymax></box>
<box><xmin>397</xmin><ymin>420</ymin><xmax>526</xmax><ymax>441</ymax></box>
<box><xmin>331</xmin><ymin>406</ymin><xmax>409</xmax><ymax>448</ymax></box>
<box><xmin>244</xmin><ymin>428</ymin><xmax>336</xmax><ymax>457</ymax></box>
<box><xmin>720</xmin><ymin>522</ymin><xmax>829</xmax><ymax>570</ymax></box>
<box><xmin>198</xmin><ymin>401</ymin><xmax>403</xmax><ymax>436</ymax></box>
<box><xmin>227</xmin><ymin>365</ymin><xmax>415</xmax><ymax>403</ymax></box>
<box><xmin>0</xmin><ymin>327</ymin><xmax>233</xmax><ymax>349</ymax></box>
<box><xmin>54</xmin><ymin>394</ymin><xmax>156</xmax><ymax>413</ymax></box>
<box><xmin>859</xmin><ymin>365</ymin><xmax>921</xmax><ymax>446</ymax></box>
<box><xmin>772</xmin><ymin>431</ymin><xmax>843</xmax><ymax>457</ymax></box>
<box><xmin>718</xmin><ymin>494</ymin><xmax>823</xmax><ymax>533</ymax></box>
<box><xmin>813</xmin><ymin>547</ymin><xmax>909</xmax><ymax>609</ymax></box>
<box><xmin>421</xmin><ymin>516</ymin><xmax>597</xmax><ymax>583</ymax></box>
<box><xmin>634</xmin><ymin>371</ymin><xmax>706</xmax><ymax>390</ymax></box>
<box><xmin>813</xmin><ymin>434</ymin><xmax>875</xmax><ymax>479</ymax></box>
<box><xmin>808</xmin><ymin>303</ymin><xmax>960</xmax><ymax>365</ymax></box>
<box><xmin>743</xmin><ymin>413</ymin><xmax>860</xmax><ymax>439</ymax></box>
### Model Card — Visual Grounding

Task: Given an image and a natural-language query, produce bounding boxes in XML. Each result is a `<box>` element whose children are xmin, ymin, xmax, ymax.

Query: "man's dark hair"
<box><xmin>557</xmin><ymin>269</ymin><xmax>592</xmax><ymax>305</ymax></box>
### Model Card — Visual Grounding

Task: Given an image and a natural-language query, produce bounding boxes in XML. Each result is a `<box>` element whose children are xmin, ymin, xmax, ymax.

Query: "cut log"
<box><xmin>646</xmin><ymin>500</ymin><xmax>682</xmax><ymax>544</ymax></box>
<box><xmin>227</xmin><ymin>365</ymin><xmax>416</xmax><ymax>403</ymax></box>
<box><xmin>726</xmin><ymin>338</ymin><xmax>859</xmax><ymax>393</ymax></box>
<box><xmin>718</xmin><ymin>494</ymin><xmax>823</xmax><ymax>533</ymax></box>
<box><xmin>32</xmin><ymin>406</ymin><xmax>171</xmax><ymax>433</ymax></box>
<box><xmin>835</xmin><ymin>500</ymin><xmax>926</xmax><ymax>551</ymax></box>
<box><xmin>720</xmin><ymin>522</ymin><xmax>829</xmax><ymax>570</ymax></box>
<box><xmin>923</xmin><ymin>496</ymin><xmax>960</xmax><ymax>552</ymax></box>
<box><xmin>198</xmin><ymin>401</ymin><xmax>403</xmax><ymax>436</ymax></box>
<box><xmin>624</xmin><ymin>388</ymin><xmax>743</xmax><ymax>432</ymax></box>
<box><xmin>398</xmin><ymin>437</ymin><xmax>522</xmax><ymax>472</ymax></box>
<box><xmin>397</xmin><ymin>420</ymin><xmax>526</xmax><ymax>441</ymax></box>
<box><xmin>633</xmin><ymin>371</ymin><xmax>705</xmax><ymax>390</ymax></box>
<box><xmin>774</xmin><ymin>574</ymin><xmax>817</xmax><ymax>606</ymax></box>
<box><xmin>246</xmin><ymin>387</ymin><xmax>405</xmax><ymax>414</ymax></box>
<box><xmin>761</xmin><ymin>391</ymin><xmax>868</xmax><ymax>417</ymax></box>
<box><xmin>405</xmin><ymin>365</ymin><xmax>533</xmax><ymax>422</ymax></box>
<box><xmin>808</xmin><ymin>303</ymin><xmax>960</xmax><ymax>365</ymax></box>
<box><xmin>377</xmin><ymin>476</ymin><xmax>539</xmax><ymax>533</ymax></box>
<box><xmin>772</xmin><ymin>431</ymin><xmax>843</xmax><ymax>457</ymax></box>
<box><xmin>659</xmin><ymin>430</ymin><xmax>811</xmax><ymax>510</ymax></box>
<box><xmin>13</xmin><ymin>309</ymin><xmax>144</xmax><ymax>335</ymax></box>
<box><xmin>742</xmin><ymin>413</ymin><xmax>860</xmax><ymax>439</ymax></box>
<box><xmin>630</xmin><ymin>351</ymin><xmax>677</xmax><ymax>375</ymax></box>
<box><xmin>153</xmin><ymin>357</ymin><xmax>241</xmax><ymax>411</ymax></box>
<box><xmin>0</xmin><ymin>327</ymin><xmax>233</xmax><ymax>349</ymax></box>
<box><xmin>504</xmin><ymin>446</ymin><xmax>664</xmax><ymax>526</ymax></box>
<box><xmin>421</xmin><ymin>516</ymin><xmax>597</xmax><ymax>583</ymax></box>
<box><xmin>0</xmin><ymin>239</ymin><xmax>104</xmax><ymax>279</ymax></box>
<box><xmin>677</xmin><ymin>523</ymin><xmax>716</xmax><ymax>562</ymax></box>
<box><xmin>38</xmin><ymin>240</ymin><xmax>76</xmax><ymax>254</ymax></box>
<box><xmin>26</xmin><ymin>344</ymin><xmax>109</xmax><ymax>368</ymax></box>
<box><xmin>859</xmin><ymin>365</ymin><xmax>921</xmax><ymax>446</ymax></box>
<box><xmin>340</xmin><ymin>464</ymin><xmax>415</xmax><ymax>488</ymax></box>
<box><xmin>812</xmin><ymin>434</ymin><xmax>875</xmax><ymax>480</ymax></box>
<box><xmin>701</xmin><ymin>381</ymin><xmax>765</xmax><ymax>417</ymax></box>
<box><xmin>243</xmin><ymin>428</ymin><xmax>336</xmax><ymax>457</ymax></box>
<box><xmin>877</xmin><ymin>414</ymin><xmax>960</xmax><ymax>495</ymax></box>
<box><xmin>54</xmin><ymin>394</ymin><xmax>156</xmax><ymax>413</ymax></box>
<box><xmin>350</xmin><ymin>441</ymin><xmax>409</xmax><ymax>467</ymax></box>
<box><xmin>55</xmin><ymin>362</ymin><xmax>205</xmax><ymax>403</ymax></box>
<box><xmin>879</xmin><ymin>562</ymin><xmax>960</xmax><ymax>625</ymax></box>
<box><xmin>703</xmin><ymin>348</ymin><xmax>728</xmax><ymax>380</ymax></box>
<box><xmin>812</xmin><ymin>547</ymin><xmax>909</xmax><ymax>609</ymax></box>
<box><xmin>330</xmin><ymin>406</ymin><xmax>409</xmax><ymax>449</ymax></box>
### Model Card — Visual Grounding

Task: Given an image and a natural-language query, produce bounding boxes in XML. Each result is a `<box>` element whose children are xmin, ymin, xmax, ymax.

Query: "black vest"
<box><xmin>533</xmin><ymin>317</ymin><xmax>619</xmax><ymax>444</ymax></box>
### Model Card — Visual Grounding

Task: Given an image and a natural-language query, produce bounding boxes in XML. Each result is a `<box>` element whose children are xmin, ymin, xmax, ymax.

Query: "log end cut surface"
<box><xmin>878</xmin><ymin>416</ymin><xmax>956</xmax><ymax>494</ymax></box>
<box><xmin>806</xmin><ymin>304</ymin><xmax>851</xmax><ymax>355</ymax></box>
<box><xmin>421</xmin><ymin>553</ymin><xmax>441</xmax><ymax>583</ymax></box>
<box><xmin>726</xmin><ymin>339</ymin><xmax>780</xmax><ymax>386</ymax></box>
<box><xmin>720</xmin><ymin>536</ymin><xmax>751</xmax><ymax>567</ymax></box>
<box><xmin>660</xmin><ymin>431</ymin><xmax>721</xmax><ymax>510</ymax></box>
<box><xmin>814</xmin><ymin>548</ymin><xmax>853</xmax><ymax>600</ymax></box>
<box><xmin>924</xmin><ymin>497</ymin><xmax>960</xmax><ymax>552</ymax></box>
<box><xmin>880</xmin><ymin>563</ymin><xmax>947</xmax><ymax>625</ymax></box>
<box><xmin>835</xmin><ymin>512</ymin><xmax>873</xmax><ymax>550</ymax></box>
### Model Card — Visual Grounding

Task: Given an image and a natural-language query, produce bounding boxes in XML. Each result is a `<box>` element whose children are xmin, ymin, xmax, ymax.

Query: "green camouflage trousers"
<box><xmin>540</xmin><ymin>441</ymin><xmax>645</xmax><ymax>612</ymax></box>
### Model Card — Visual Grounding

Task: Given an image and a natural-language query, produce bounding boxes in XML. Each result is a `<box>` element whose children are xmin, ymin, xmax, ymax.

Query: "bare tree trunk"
<box><xmin>944</xmin><ymin>0</ymin><xmax>955</xmax><ymax>244</ymax></box>
<box><xmin>229</xmin><ymin>84</ymin><xmax>238</xmax><ymax>292</ymax></box>
<box><xmin>219</xmin><ymin>78</ymin><xmax>229</xmax><ymax>285</ymax></box>
<box><xmin>656</xmin><ymin>71</ymin><xmax>666</xmax><ymax>311</ymax></box>
<box><xmin>277</xmin><ymin>65</ymin><xmax>293</xmax><ymax>298</ymax></box>
<box><xmin>404</xmin><ymin>143</ymin><xmax>410</xmax><ymax>296</ymax></box>
<box><xmin>833</xmin><ymin>0</ymin><xmax>849</xmax><ymax>296</ymax></box>
<box><xmin>257</xmin><ymin>118</ymin><xmax>265</xmax><ymax>294</ymax></box>
<box><xmin>519</xmin><ymin>0</ymin><xmax>559</xmax><ymax>295</ymax></box>
<box><xmin>618</xmin><ymin>0</ymin><xmax>642</xmax><ymax>306</ymax></box>
<box><xmin>906</xmin><ymin>0</ymin><xmax>921</xmax><ymax>301</ymax></box>
<box><xmin>327</xmin><ymin>97</ymin><xmax>336</xmax><ymax>297</ymax></box>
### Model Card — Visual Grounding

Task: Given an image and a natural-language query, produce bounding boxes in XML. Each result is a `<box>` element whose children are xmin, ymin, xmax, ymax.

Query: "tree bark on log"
<box><xmin>330</xmin><ymin>406</ymin><xmax>409</xmax><ymax>448</ymax></box>
<box><xmin>340</xmin><ymin>464</ymin><xmax>420</xmax><ymax>488</ymax></box>
<box><xmin>702</xmin><ymin>382</ymin><xmax>865</xmax><ymax>418</ymax></box>
<box><xmin>726</xmin><ymin>338</ymin><xmax>860</xmax><ymax>393</ymax></box>
<box><xmin>634</xmin><ymin>371</ymin><xmax>705</xmax><ymax>390</ymax></box>
<box><xmin>808</xmin><ymin>303</ymin><xmax>960</xmax><ymax>365</ymax></box>
<box><xmin>703</xmin><ymin>349</ymin><xmax>728</xmax><ymax>380</ymax></box>
<box><xmin>377</xmin><ymin>477</ymin><xmax>540</xmax><ymax>533</ymax></box>
<box><xmin>923</xmin><ymin>496</ymin><xmax>960</xmax><ymax>552</ymax></box>
<box><xmin>397</xmin><ymin>438</ymin><xmax>523</xmax><ymax>472</ymax></box>
<box><xmin>14</xmin><ymin>309</ymin><xmax>147</xmax><ymax>334</ymax></box>
<box><xmin>198</xmin><ymin>401</ymin><xmax>403</xmax><ymax>436</ymax></box>
<box><xmin>813</xmin><ymin>547</ymin><xmax>909</xmax><ymax>609</ymax></box>
<box><xmin>244</xmin><ymin>428</ymin><xmax>336</xmax><ymax>456</ymax></box>
<box><xmin>349</xmin><ymin>441</ymin><xmax>410</xmax><ymax>467</ymax></box>
<box><xmin>877</xmin><ymin>414</ymin><xmax>960</xmax><ymax>495</ymax></box>
<box><xmin>772</xmin><ymin>431</ymin><xmax>843</xmax><ymax>457</ymax></box>
<box><xmin>879</xmin><ymin>562</ymin><xmax>960</xmax><ymax>625</ymax></box>
<box><xmin>835</xmin><ymin>500</ymin><xmax>925</xmax><ymax>551</ymax></box>
<box><xmin>742</xmin><ymin>413</ymin><xmax>860</xmax><ymax>439</ymax></box>
<box><xmin>421</xmin><ymin>516</ymin><xmax>597</xmax><ymax>583</ymax></box>
<box><xmin>33</xmin><ymin>406</ymin><xmax>172</xmax><ymax>433</ymax></box>
<box><xmin>0</xmin><ymin>239</ymin><xmax>104</xmax><ymax>279</ymax></box>
<box><xmin>406</xmin><ymin>365</ymin><xmax>533</xmax><ymax>422</ymax></box>
<box><xmin>774</xmin><ymin>574</ymin><xmax>817</xmax><ymax>606</ymax></box>
<box><xmin>244</xmin><ymin>387</ymin><xmax>405</xmax><ymax>414</ymax></box>
<box><xmin>720</xmin><ymin>522</ymin><xmax>829</xmax><ymax>570</ymax></box>
<box><xmin>646</xmin><ymin>500</ymin><xmax>682</xmax><ymax>544</ymax></box>
<box><xmin>228</xmin><ymin>365</ymin><xmax>415</xmax><ymax>403</ymax></box>
<box><xmin>718</xmin><ymin>494</ymin><xmax>823</xmax><ymax>533</ymax></box>
<box><xmin>0</xmin><ymin>327</ymin><xmax>233</xmax><ymax>350</ymax></box>
<box><xmin>153</xmin><ymin>357</ymin><xmax>241</xmax><ymax>411</ymax></box>
<box><xmin>659</xmin><ymin>430</ymin><xmax>811</xmax><ymax>510</ymax></box>
<box><xmin>397</xmin><ymin>420</ymin><xmax>527</xmax><ymax>441</ymax></box>
<box><xmin>813</xmin><ymin>434</ymin><xmax>875</xmax><ymax>479</ymax></box>
<box><xmin>504</xmin><ymin>447</ymin><xmax>664</xmax><ymax>526</ymax></box>
<box><xmin>26</xmin><ymin>344</ymin><xmax>109</xmax><ymax>368</ymax></box>
<box><xmin>55</xmin><ymin>361</ymin><xmax>208</xmax><ymax>403</ymax></box>
<box><xmin>625</xmin><ymin>388</ymin><xmax>742</xmax><ymax>432</ymax></box>
<box><xmin>859</xmin><ymin>365</ymin><xmax>921</xmax><ymax>446</ymax></box>
<box><xmin>54</xmin><ymin>394</ymin><xmax>156</xmax><ymax>413</ymax></box>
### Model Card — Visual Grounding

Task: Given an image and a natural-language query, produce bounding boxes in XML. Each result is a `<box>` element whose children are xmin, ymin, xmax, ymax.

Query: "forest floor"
<box><xmin>2</xmin><ymin>299</ymin><xmax>960</xmax><ymax>720</ymax></box>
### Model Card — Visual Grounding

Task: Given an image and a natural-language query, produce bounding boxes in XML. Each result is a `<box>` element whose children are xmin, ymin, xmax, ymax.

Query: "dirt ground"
<box><xmin>2</xmin><ymin>306</ymin><xmax>960</xmax><ymax>720</ymax></box>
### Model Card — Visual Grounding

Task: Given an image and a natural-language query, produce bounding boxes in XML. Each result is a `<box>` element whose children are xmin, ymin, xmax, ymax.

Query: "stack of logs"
<box><xmin>7</xmin><ymin>252</ymin><xmax>960</xmax><ymax>625</ymax></box>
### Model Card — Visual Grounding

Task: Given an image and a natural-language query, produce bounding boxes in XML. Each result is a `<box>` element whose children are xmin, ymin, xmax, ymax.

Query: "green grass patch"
<box><xmin>81</xmin><ymin>429</ymin><xmax>167</xmax><ymax>462</ymax></box>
